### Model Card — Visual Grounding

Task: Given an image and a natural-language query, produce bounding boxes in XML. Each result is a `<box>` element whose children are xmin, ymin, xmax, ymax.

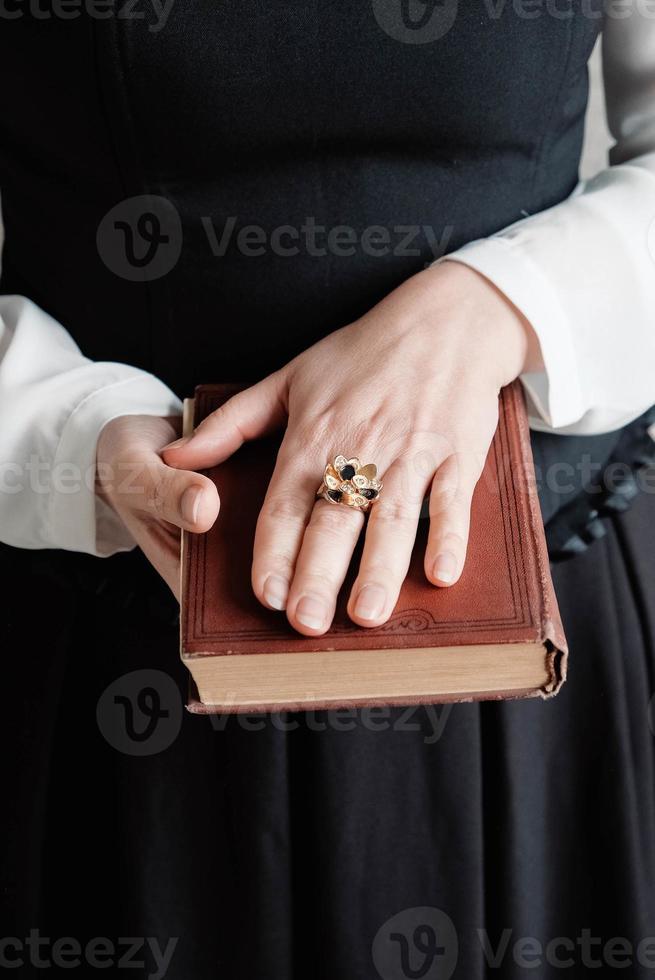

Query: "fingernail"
<box><xmin>433</xmin><ymin>551</ymin><xmax>457</xmax><ymax>584</ymax></box>
<box><xmin>163</xmin><ymin>436</ymin><xmax>190</xmax><ymax>452</ymax></box>
<box><xmin>181</xmin><ymin>486</ymin><xmax>201</xmax><ymax>525</ymax></box>
<box><xmin>354</xmin><ymin>583</ymin><xmax>387</xmax><ymax>621</ymax></box>
<box><xmin>295</xmin><ymin>595</ymin><xmax>328</xmax><ymax>631</ymax></box>
<box><xmin>263</xmin><ymin>575</ymin><xmax>289</xmax><ymax>611</ymax></box>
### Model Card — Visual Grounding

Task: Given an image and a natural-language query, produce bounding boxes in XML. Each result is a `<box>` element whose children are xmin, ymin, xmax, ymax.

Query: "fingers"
<box><xmin>250</xmin><ymin>434</ymin><xmax>331</xmax><ymax>622</ymax></box>
<box><xmin>126</xmin><ymin>519</ymin><xmax>184</xmax><ymax>600</ymax></box>
<box><xmin>162</xmin><ymin>371</ymin><xmax>288</xmax><ymax>470</ymax></box>
<box><xmin>252</xmin><ymin>435</ymin><xmax>476</xmax><ymax>635</ymax></box>
<box><xmin>285</xmin><ymin>500</ymin><xmax>365</xmax><ymax>635</ymax></box>
<box><xmin>103</xmin><ymin>446</ymin><xmax>220</xmax><ymax>603</ymax></box>
<box><xmin>101</xmin><ymin>446</ymin><xmax>220</xmax><ymax>534</ymax></box>
<box><xmin>347</xmin><ymin>451</ymin><xmax>434</xmax><ymax>627</ymax></box>
<box><xmin>133</xmin><ymin>454</ymin><xmax>220</xmax><ymax>533</ymax></box>
<box><xmin>424</xmin><ymin>451</ymin><xmax>484</xmax><ymax>588</ymax></box>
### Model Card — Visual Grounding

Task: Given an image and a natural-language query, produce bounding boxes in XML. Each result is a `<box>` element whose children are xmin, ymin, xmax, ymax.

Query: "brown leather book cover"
<box><xmin>181</xmin><ymin>382</ymin><xmax>567</xmax><ymax>713</ymax></box>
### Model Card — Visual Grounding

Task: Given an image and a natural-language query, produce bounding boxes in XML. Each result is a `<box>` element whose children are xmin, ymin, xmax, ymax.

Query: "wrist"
<box><xmin>413</xmin><ymin>261</ymin><xmax>544</xmax><ymax>388</ymax></box>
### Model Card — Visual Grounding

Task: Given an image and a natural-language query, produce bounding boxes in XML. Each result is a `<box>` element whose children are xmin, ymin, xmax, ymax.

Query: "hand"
<box><xmin>163</xmin><ymin>262</ymin><xmax>541</xmax><ymax>633</ymax></box>
<box><xmin>96</xmin><ymin>414</ymin><xmax>219</xmax><ymax>598</ymax></box>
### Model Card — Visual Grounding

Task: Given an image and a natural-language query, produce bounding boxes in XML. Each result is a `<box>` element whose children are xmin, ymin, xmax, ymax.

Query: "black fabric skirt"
<box><xmin>3</xmin><ymin>487</ymin><xmax>655</xmax><ymax>979</ymax></box>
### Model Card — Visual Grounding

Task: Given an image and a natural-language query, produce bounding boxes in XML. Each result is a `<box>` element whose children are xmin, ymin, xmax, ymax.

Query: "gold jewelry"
<box><xmin>316</xmin><ymin>454</ymin><xmax>383</xmax><ymax>513</ymax></box>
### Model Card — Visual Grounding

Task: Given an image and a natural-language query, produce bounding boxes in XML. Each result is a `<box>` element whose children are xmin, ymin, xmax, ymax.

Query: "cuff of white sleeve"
<box><xmin>49</xmin><ymin>372</ymin><xmax>182</xmax><ymax>557</ymax></box>
<box><xmin>436</xmin><ymin>238</ymin><xmax>586</xmax><ymax>430</ymax></box>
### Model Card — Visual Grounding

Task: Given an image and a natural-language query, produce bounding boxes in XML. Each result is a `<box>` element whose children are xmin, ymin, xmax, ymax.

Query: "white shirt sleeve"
<box><xmin>440</xmin><ymin>1</ymin><xmax>655</xmax><ymax>436</ymax></box>
<box><xmin>0</xmin><ymin>295</ymin><xmax>181</xmax><ymax>556</ymax></box>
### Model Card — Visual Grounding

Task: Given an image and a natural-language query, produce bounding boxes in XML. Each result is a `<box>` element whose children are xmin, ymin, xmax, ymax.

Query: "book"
<box><xmin>180</xmin><ymin>382</ymin><xmax>567</xmax><ymax>713</ymax></box>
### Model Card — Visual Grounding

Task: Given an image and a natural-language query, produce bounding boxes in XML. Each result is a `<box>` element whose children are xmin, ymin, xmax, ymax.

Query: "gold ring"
<box><xmin>316</xmin><ymin>454</ymin><xmax>383</xmax><ymax>513</ymax></box>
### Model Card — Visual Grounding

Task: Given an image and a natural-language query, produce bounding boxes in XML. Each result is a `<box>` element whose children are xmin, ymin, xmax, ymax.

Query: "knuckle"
<box><xmin>437</xmin><ymin>529</ymin><xmax>468</xmax><ymax>553</ymax></box>
<box><xmin>310</xmin><ymin>502</ymin><xmax>361</xmax><ymax>533</ymax></box>
<box><xmin>194</xmin><ymin>407</ymin><xmax>222</xmax><ymax>439</ymax></box>
<box><xmin>430</xmin><ymin>479</ymin><xmax>459</xmax><ymax>508</ymax></box>
<box><xmin>198</xmin><ymin>399</ymin><xmax>242</xmax><ymax>439</ymax></box>
<box><xmin>139</xmin><ymin>464</ymin><xmax>173</xmax><ymax>517</ymax></box>
<box><xmin>255</xmin><ymin>550</ymin><xmax>296</xmax><ymax>578</ymax></box>
<box><xmin>371</xmin><ymin>498</ymin><xmax>417</xmax><ymax>526</ymax></box>
<box><xmin>144</xmin><ymin>479</ymin><xmax>169</xmax><ymax>517</ymax></box>
<box><xmin>207</xmin><ymin>402</ymin><xmax>230</xmax><ymax>425</ymax></box>
<box><xmin>294</xmin><ymin>568</ymin><xmax>341</xmax><ymax>594</ymax></box>
<box><xmin>430</xmin><ymin>453</ymin><xmax>481</xmax><ymax>511</ymax></box>
<box><xmin>354</xmin><ymin>561</ymin><xmax>393</xmax><ymax>585</ymax></box>
<box><xmin>260</xmin><ymin>494</ymin><xmax>308</xmax><ymax>526</ymax></box>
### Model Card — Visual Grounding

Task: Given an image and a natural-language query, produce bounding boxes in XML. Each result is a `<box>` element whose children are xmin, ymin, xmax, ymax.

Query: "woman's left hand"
<box><xmin>163</xmin><ymin>262</ymin><xmax>540</xmax><ymax>635</ymax></box>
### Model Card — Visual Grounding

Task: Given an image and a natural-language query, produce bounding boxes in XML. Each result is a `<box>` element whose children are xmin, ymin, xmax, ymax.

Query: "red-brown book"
<box><xmin>181</xmin><ymin>382</ymin><xmax>567</xmax><ymax>714</ymax></box>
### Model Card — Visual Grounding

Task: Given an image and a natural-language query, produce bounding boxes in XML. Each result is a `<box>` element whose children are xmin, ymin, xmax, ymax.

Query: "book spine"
<box><xmin>510</xmin><ymin>382</ymin><xmax>568</xmax><ymax>696</ymax></box>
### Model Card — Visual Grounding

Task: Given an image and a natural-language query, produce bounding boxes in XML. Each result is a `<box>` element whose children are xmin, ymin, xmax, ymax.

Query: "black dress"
<box><xmin>2</xmin><ymin>3</ymin><xmax>655</xmax><ymax>978</ymax></box>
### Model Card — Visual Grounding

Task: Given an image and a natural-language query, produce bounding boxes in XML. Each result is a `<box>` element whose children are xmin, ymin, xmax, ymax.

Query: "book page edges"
<box><xmin>184</xmin><ymin>639</ymin><xmax>559</xmax><ymax>713</ymax></box>
<box><xmin>179</xmin><ymin>398</ymin><xmax>195</xmax><ymax>653</ymax></box>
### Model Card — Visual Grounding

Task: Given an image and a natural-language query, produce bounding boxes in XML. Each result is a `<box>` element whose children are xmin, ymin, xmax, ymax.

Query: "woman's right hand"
<box><xmin>95</xmin><ymin>414</ymin><xmax>219</xmax><ymax>598</ymax></box>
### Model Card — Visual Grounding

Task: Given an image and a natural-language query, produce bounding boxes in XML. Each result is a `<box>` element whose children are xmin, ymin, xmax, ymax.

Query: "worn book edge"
<box><xmin>509</xmin><ymin>382</ymin><xmax>568</xmax><ymax>697</ymax></box>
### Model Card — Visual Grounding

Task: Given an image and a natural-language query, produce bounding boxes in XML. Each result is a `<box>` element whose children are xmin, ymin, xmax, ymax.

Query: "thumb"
<box><xmin>161</xmin><ymin>370</ymin><xmax>288</xmax><ymax>470</ymax></box>
<box><xmin>133</xmin><ymin>454</ymin><xmax>220</xmax><ymax>532</ymax></box>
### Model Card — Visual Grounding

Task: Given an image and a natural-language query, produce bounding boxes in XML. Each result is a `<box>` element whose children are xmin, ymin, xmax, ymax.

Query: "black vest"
<box><xmin>3</xmin><ymin>1</ymin><xmax>651</xmax><ymax>552</ymax></box>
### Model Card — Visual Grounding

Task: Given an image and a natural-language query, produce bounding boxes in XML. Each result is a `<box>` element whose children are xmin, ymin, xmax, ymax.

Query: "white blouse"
<box><xmin>1</xmin><ymin>5</ymin><xmax>654</xmax><ymax>557</ymax></box>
